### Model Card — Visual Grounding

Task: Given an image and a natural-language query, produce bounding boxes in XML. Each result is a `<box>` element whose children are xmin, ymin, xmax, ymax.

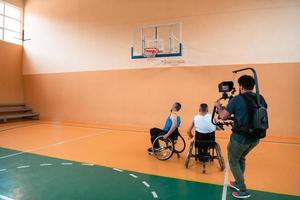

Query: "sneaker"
<box><xmin>229</xmin><ymin>181</ymin><xmax>240</xmax><ymax>191</ymax></box>
<box><xmin>232</xmin><ymin>191</ymin><xmax>251</xmax><ymax>199</ymax></box>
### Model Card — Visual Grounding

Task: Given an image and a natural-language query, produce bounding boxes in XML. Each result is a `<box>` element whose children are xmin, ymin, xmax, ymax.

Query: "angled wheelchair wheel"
<box><xmin>215</xmin><ymin>143</ymin><xmax>225</xmax><ymax>171</ymax></box>
<box><xmin>174</xmin><ymin>134</ymin><xmax>186</xmax><ymax>154</ymax></box>
<box><xmin>153</xmin><ymin>136</ymin><xmax>174</xmax><ymax>161</ymax></box>
<box><xmin>185</xmin><ymin>140</ymin><xmax>194</xmax><ymax>168</ymax></box>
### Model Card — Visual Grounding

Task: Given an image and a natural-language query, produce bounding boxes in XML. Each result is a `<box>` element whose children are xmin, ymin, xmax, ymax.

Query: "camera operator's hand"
<box><xmin>215</xmin><ymin>100</ymin><xmax>230</xmax><ymax>120</ymax></box>
<box><xmin>215</xmin><ymin>100</ymin><xmax>222</xmax><ymax>109</ymax></box>
<box><xmin>215</xmin><ymin>100</ymin><xmax>226</xmax><ymax>110</ymax></box>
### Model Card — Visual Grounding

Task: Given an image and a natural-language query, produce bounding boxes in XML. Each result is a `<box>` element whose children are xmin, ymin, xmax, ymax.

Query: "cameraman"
<box><xmin>215</xmin><ymin>75</ymin><xmax>267</xmax><ymax>199</ymax></box>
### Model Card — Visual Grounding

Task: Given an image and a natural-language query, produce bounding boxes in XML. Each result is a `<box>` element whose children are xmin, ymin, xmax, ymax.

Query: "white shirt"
<box><xmin>194</xmin><ymin>113</ymin><xmax>216</xmax><ymax>134</ymax></box>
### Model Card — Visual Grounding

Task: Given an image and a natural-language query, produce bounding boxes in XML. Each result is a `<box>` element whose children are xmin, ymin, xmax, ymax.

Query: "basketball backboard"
<box><xmin>131</xmin><ymin>23</ymin><xmax>182</xmax><ymax>59</ymax></box>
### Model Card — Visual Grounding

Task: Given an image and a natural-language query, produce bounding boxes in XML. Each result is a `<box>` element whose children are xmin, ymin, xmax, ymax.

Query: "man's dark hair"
<box><xmin>174</xmin><ymin>102</ymin><xmax>181</xmax><ymax>111</ymax></box>
<box><xmin>238</xmin><ymin>75</ymin><xmax>255</xmax><ymax>90</ymax></box>
<box><xmin>199</xmin><ymin>103</ymin><xmax>208</xmax><ymax>112</ymax></box>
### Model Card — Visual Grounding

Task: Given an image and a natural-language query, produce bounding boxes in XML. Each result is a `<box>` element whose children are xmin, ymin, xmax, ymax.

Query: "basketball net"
<box><xmin>143</xmin><ymin>47</ymin><xmax>159</xmax><ymax>58</ymax></box>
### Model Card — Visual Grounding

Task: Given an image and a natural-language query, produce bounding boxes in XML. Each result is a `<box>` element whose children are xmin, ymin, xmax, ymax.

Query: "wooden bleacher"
<box><xmin>0</xmin><ymin>104</ymin><xmax>39</xmax><ymax>123</ymax></box>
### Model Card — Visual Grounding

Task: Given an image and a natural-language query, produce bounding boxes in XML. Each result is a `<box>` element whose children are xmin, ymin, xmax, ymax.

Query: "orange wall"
<box><xmin>0</xmin><ymin>40</ymin><xmax>23</xmax><ymax>104</ymax></box>
<box><xmin>23</xmin><ymin>0</ymin><xmax>300</xmax><ymax>74</ymax></box>
<box><xmin>21</xmin><ymin>0</ymin><xmax>300</xmax><ymax>137</ymax></box>
<box><xmin>23</xmin><ymin>63</ymin><xmax>300</xmax><ymax>137</ymax></box>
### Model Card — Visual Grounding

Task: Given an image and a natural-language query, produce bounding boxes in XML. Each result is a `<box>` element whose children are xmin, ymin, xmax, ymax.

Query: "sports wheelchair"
<box><xmin>185</xmin><ymin>133</ymin><xmax>225</xmax><ymax>173</ymax></box>
<box><xmin>149</xmin><ymin>130</ymin><xmax>186</xmax><ymax>161</ymax></box>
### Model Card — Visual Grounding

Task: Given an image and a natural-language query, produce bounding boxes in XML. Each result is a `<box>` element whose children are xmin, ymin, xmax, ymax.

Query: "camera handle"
<box><xmin>211</xmin><ymin>105</ymin><xmax>221</xmax><ymax>127</ymax></box>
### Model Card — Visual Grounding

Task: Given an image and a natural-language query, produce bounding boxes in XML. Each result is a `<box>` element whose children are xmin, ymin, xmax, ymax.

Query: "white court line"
<box><xmin>0</xmin><ymin>130</ymin><xmax>110</xmax><ymax>160</ymax></box>
<box><xmin>61</xmin><ymin>162</ymin><xmax>73</xmax><ymax>165</ymax></box>
<box><xmin>0</xmin><ymin>194</ymin><xmax>14</xmax><ymax>200</ymax></box>
<box><xmin>0</xmin><ymin>169</ymin><xmax>7</xmax><ymax>172</ymax></box>
<box><xmin>142</xmin><ymin>181</ymin><xmax>150</xmax><ymax>188</ymax></box>
<box><xmin>129</xmin><ymin>174</ymin><xmax>138</xmax><ymax>178</ymax></box>
<box><xmin>17</xmin><ymin>165</ymin><xmax>30</xmax><ymax>169</ymax></box>
<box><xmin>113</xmin><ymin>168</ymin><xmax>123</xmax><ymax>172</ymax></box>
<box><xmin>54</xmin><ymin>142</ymin><xmax>64</xmax><ymax>145</ymax></box>
<box><xmin>81</xmin><ymin>163</ymin><xmax>94</xmax><ymax>166</ymax></box>
<box><xmin>221</xmin><ymin>161</ymin><xmax>230</xmax><ymax>200</ymax></box>
<box><xmin>40</xmin><ymin>163</ymin><xmax>53</xmax><ymax>166</ymax></box>
<box><xmin>151</xmin><ymin>191</ymin><xmax>158</xmax><ymax>199</ymax></box>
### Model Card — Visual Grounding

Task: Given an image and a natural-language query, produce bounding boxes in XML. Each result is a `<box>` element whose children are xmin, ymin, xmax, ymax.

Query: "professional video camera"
<box><xmin>218</xmin><ymin>81</ymin><xmax>235</xmax><ymax>100</ymax></box>
<box><xmin>212</xmin><ymin>68</ymin><xmax>269</xmax><ymax>138</ymax></box>
<box><xmin>211</xmin><ymin>81</ymin><xmax>236</xmax><ymax>130</ymax></box>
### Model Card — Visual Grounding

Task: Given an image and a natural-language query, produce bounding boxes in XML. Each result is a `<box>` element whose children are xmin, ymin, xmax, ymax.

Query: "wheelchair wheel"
<box><xmin>215</xmin><ymin>143</ymin><xmax>225</xmax><ymax>171</ymax></box>
<box><xmin>153</xmin><ymin>136</ymin><xmax>174</xmax><ymax>161</ymax></box>
<box><xmin>174</xmin><ymin>134</ymin><xmax>186</xmax><ymax>154</ymax></box>
<box><xmin>185</xmin><ymin>140</ymin><xmax>194</xmax><ymax>168</ymax></box>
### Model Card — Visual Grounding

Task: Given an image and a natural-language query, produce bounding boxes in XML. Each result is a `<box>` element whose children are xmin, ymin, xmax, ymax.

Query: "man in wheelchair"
<box><xmin>187</xmin><ymin>103</ymin><xmax>218</xmax><ymax>142</ymax></box>
<box><xmin>147</xmin><ymin>102</ymin><xmax>181</xmax><ymax>154</ymax></box>
<box><xmin>185</xmin><ymin>103</ymin><xmax>224</xmax><ymax>172</ymax></box>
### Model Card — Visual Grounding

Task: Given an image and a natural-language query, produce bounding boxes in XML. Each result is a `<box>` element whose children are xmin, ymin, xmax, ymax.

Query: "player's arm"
<box><xmin>187</xmin><ymin>119</ymin><xmax>194</xmax><ymax>139</ymax></box>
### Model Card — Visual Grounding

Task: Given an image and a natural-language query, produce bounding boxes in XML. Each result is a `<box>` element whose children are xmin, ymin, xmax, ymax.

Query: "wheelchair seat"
<box><xmin>185</xmin><ymin>133</ymin><xmax>225</xmax><ymax>173</ymax></box>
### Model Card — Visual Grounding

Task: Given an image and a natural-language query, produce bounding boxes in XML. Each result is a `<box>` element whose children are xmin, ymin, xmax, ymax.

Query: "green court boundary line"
<box><xmin>0</xmin><ymin>146</ymin><xmax>226</xmax><ymax>188</ymax></box>
<box><xmin>0</xmin><ymin>159</ymin><xmax>160</xmax><ymax>200</ymax></box>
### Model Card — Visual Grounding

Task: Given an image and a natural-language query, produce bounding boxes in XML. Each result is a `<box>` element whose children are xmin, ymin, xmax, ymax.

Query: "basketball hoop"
<box><xmin>143</xmin><ymin>47</ymin><xmax>159</xmax><ymax>58</ymax></box>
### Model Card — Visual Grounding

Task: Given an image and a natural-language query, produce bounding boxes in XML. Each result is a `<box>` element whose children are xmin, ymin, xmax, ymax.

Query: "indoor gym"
<box><xmin>0</xmin><ymin>0</ymin><xmax>299</xmax><ymax>200</ymax></box>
